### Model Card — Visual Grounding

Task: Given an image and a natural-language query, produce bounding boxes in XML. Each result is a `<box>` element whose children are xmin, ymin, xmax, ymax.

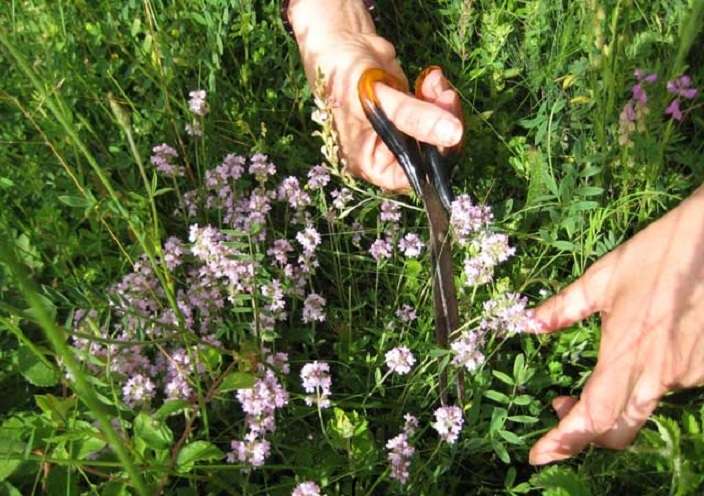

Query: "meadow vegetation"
<box><xmin>1</xmin><ymin>0</ymin><xmax>703</xmax><ymax>494</ymax></box>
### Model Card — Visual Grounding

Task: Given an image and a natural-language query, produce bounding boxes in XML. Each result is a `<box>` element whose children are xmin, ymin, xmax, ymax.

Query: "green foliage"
<box><xmin>0</xmin><ymin>0</ymin><xmax>703</xmax><ymax>494</ymax></box>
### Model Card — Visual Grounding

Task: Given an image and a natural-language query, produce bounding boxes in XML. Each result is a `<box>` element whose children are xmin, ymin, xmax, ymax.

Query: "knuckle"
<box><xmin>366</xmin><ymin>34</ymin><xmax>397</xmax><ymax>60</ymax></box>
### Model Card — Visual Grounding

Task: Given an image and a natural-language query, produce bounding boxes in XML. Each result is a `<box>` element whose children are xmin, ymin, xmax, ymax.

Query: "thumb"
<box><xmin>375</xmin><ymin>83</ymin><xmax>463</xmax><ymax>148</ymax></box>
<box><xmin>532</xmin><ymin>261</ymin><xmax>612</xmax><ymax>333</ymax></box>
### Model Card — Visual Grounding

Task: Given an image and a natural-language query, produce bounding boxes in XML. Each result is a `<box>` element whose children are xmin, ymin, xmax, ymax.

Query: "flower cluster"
<box><xmin>150</xmin><ymin>143</ymin><xmax>184</xmax><ymax>177</ymax></box>
<box><xmin>227</xmin><ymin>352</ymin><xmax>289</xmax><ymax>468</ymax></box>
<box><xmin>369</xmin><ymin>237</ymin><xmax>393</xmax><ymax>262</ymax></box>
<box><xmin>450</xmin><ymin>195</ymin><xmax>514</xmax><ymax>286</ymax></box>
<box><xmin>451</xmin><ymin>330</ymin><xmax>485</xmax><ymax>372</ymax></box>
<box><xmin>395</xmin><ymin>304</ymin><xmax>417</xmax><ymax>323</ymax></box>
<box><xmin>665</xmin><ymin>75</ymin><xmax>699</xmax><ymax>121</ymax></box>
<box><xmin>300</xmin><ymin>361</ymin><xmax>332</xmax><ymax>408</ymax></box>
<box><xmin>302</xmin><ymin>292</ymin><xmax>326</xmax><ymax>323</ymax></box>
<box><xmin>432</xmin><ymin>405</ymin><xmax>464</xmax><ymax>444</ymax></box>
<box><xmin>386</xmin><ymin>413</ymin><xmax>418</xmax><ymax>484</ymax></box>
<box><xmin>307</xmin><ymin>164</ymin><xmax>330</xmax><ymax>190</ymax></box>
<box><xmin>292</xmin><ymin>481</ymin><xmax>323</xmax><ymax>496</ymax></box>
<box><xmin>618</xmin><ymin>69</ymin><xmax>657</xmax><ymax>146</ymax></box>
<box><xmin>188</xmin><ymin>89</ymin><xmax>208</xmax><ymax>116</ymax></box>
<box><xmin>385</xmin><ymin>346</ymin><xmax>416</xmax><ymax>375</ymax></box>
<box><xmin>398</xmin><ymin>233</ymin><xmax>424</xmax><ymax>258</ymax></box>
<box><xmin>481</xmin><ymin>292</ymin><xmax>540</xmax><ymax>335</ymax></box>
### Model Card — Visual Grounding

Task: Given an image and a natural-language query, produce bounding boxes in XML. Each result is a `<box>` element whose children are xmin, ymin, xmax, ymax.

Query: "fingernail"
<box><xmin>436</xmin><ymin>119</ymin><xmax>462</xmax><ymax>146</ymax></box>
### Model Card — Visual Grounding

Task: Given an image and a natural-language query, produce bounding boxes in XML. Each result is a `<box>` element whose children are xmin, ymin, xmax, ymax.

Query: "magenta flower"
<box><xmin>665</xmin><ymin>75</ymin><xmax>698</xmax><ymax>122</ymax></box>
<box><xmin>331</xmin><ymin>188</ymin><xmax>353</xmax><ymax>210</ymax></box>
<box><xmin>122</xmin><ymin>374</ymin><xmax>156</xmax><ymax>407</ymax></box>
<box><xmin>249</xmin><ymin>153</ymin><xmax>277</xmax><ymax>182</ymax></box>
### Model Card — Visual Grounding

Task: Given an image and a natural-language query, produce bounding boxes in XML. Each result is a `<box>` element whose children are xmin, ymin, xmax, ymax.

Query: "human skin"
<box><xmin>288</xmin><ymin>0</ymin><xmax>704</xmax><ymax>465</ymax></box>
<box><xmin>529</xmin><ymin>185</ymin><xmax>704</xmax><ymax>464</ymax></box>
<box><xmin>288</xmin><ymin>0</ymin><xmax>463</xmax><ymax>192</ymax></box>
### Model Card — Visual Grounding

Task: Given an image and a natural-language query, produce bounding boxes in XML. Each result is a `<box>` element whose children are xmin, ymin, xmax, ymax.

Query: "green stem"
<box><xmin>0</xmin><ymin>241</ymin><xmax>149</xmax><ymax>496</ymax></box>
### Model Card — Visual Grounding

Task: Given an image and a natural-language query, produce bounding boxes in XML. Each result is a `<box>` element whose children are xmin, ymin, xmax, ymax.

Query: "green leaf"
<box><xmin>0</xmin><ymin>426</ymin><xmax>24</xmax><ymax>481</ymax></box>
<box><xmin>17</xmin><ymin>346</ymin><xmax>59</xmax><ymax>387</ymax></box>
<box><xmin>134</xmin><ymin>412</ymin><xmax>173</xmax><ymax>450</ymax></box>
<box><xmin>512</xmin><ymin>354</ymin><xmax>525</xmax><ymax>385</ymax></box>
<box><xmin>217</xmin><ymin>372</ymin><xmax>257</xmax><ymax>394</ymax></box>
<box><xmin>155</xmin><ymin>400</ymin><xmax>190</xmax><ymax>420</ymax></box>
<box><xmin>512</xmin><ymin>394</ymin><xmax>533</xmax><ymax>406</ymax></box>
<box><xmin>492</xmin><ymin>370</ymin><xmax>514</xmax><ymax>386</ymax></box>
<box><xmin>531</xmin><ymin>466</ymin><xmax>591</xmax><ymax>496</ymax></box>
<box><xmin>507</xmin><ymin>415</ymin><xmax>538</xmax><ymax>424</ymax></box>
<box><xmin>58</xmin><ymin>195</ymin><xmax>92</xmax><ymax>208</ymax></box>
<box><xmin>175</xmin><ymin>441</ymin><xmax>224</xmax><ymax>473</ymax></box>
<box><xmin>498</xmin><ymin>429</ymin><xmax>523</xmax><ymax>445</ymax></box>
<box><xmin>484</xmin><ymin>389</ymin><xmax>510</xmax><ymax>404</ymax></box>
<box><xmin>492</xmin><ymin>439</ymin><xmax>510</xmax><ymax>463</ymax></box>
<box><xmin>35</xmin><ymin>394</ymin><xmax>76</xmax><ymax>425</ymax></box>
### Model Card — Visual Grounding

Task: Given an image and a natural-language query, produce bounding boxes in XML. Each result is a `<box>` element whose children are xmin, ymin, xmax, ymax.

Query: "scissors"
<box><xmin>358</xmin><ymin>66</ymin><xmax>462</xmax><ymax>404</ymax></box>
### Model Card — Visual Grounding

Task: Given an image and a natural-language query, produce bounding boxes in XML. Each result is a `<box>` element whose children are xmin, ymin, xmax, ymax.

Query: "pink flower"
<box><xmin>451</xmin><ymin>331</ymin><xmax>485</xmax><ymax>372</ymax></box>
<box><xmin>395</xmin><ymin>304</ymin><xmax>417</xmax><ymax>323</ymax></box>
<box><xmin>331</xmin><ymin>188</ymin><xmax>353</xmax><ymax>210</ymax></box>
<box><xmin>278</xmin><ymin>176</ymin><xmax>311</xmax><ymax>210</ymax></box>
<box><xmin>665</xmin><ymin>99</ymin><xmax>683</xmax><ymax>121</ymax></box>
<box><xmin>386</xmin><ymin>432</ymin><xmax>415</xmax><ymax>483</ymax></box>
<box><xmin>122</xmin><ymin>374</ymin><xmax>155</xmax><ymax>407</ymax></box>
<box><xmin>307</xmin><ymin>165</ymin><xmax>330</xmax><ymax>190</ymax></box>
<box><xmin>188</xmin><ymin>89</ymin><xmax>208</xmax><ymax>116</ymax></box>
<box><xmin>300</xmin><ymin>361</ymin><xmax>332</xmax><ymax>408</ymax></box>
<box><xmin>380</xmin><ymin>200</ymin><xmax>401</xmax><ymax>223</ymax></box>
<box><xmin>302</xmin><ymin>292</ymin><xmax>326</xmax><ymax>323</ymax></box>
<box><xmin>480</xmin><ymin>292</ymin><xmax>540</xmax><ymax>335</ymax></box>
<box><xmin>267</xmin><ymin>239</ymin><xmax>294</xmax><ymax>266</ymax></box>
<box><xmin>150</xmin><ymin>143</ymin><xmax>184</xmax><ymax>177</ymax></box>
<box><xmin>163</xmin><ymin>236</ymin><xmax>184</xmax><ymax>270</ymax></box>
<box><xmin>450</xmin><ymin>195</ymin><xmax>493</xmax><ymax>245</ymax></box>
<box><xmin>292</xmin><ymin>481</ymin><xmax>323</xmax><ymax>496</ymax></box>
<box><xmin>398</xmin><ymin>233</ymin><xmax>424</xmax><ymax>258</ymax></box>
<box><xmin>227</xmin><ymin>433</ymin><xmax>270</xmax><ymax>467</ymax></box>
<box><xmin>249</xmin><ymin>153</ymin><xmax>276</xmax><ymax>182</ymax></box>
<box><xmin>432</xmin><ymin>405</ymin><xmax>464</xmax><ymax>444</ymax></box>
<box><xmin>296</xmin><ymin>226</ymin><xmax>321</xmax><ymax>255</ymax></box>
<box><xmin>369</xmin><ymin>238</ymin><xmax>393</xmax><ymax>262</ymax></box>
<box><xmin>385</xmin><ymin>346</ymin><xmax>416</xmax><ymax>375</ymax></box>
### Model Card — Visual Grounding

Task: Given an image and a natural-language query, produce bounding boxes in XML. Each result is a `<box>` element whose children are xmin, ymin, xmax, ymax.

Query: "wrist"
<box><xmin>288</xmin><ymin>0</ymin><xmax>376</xmax><ymax>42</ymax></box>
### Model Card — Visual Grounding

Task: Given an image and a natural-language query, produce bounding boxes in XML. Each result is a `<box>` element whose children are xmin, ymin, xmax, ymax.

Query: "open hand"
<box><xmin>529</xmin><ymin>187</ymin><xmax>704</xmax><ymax>464</ymax></box>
